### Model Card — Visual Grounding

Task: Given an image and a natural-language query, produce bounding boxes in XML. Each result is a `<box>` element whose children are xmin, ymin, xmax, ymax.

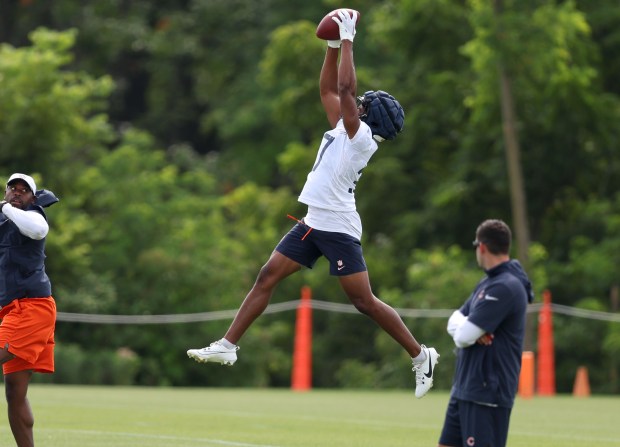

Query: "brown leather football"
<box><xmin>315</xmin><ymin>9</ymin><xmax>361</xmax><ymax>40</ymax></box>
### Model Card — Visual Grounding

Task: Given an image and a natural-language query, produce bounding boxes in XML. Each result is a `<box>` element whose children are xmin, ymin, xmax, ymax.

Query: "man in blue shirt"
<box><xmin>439</xmin><ymin>219</ymin><xmax>533</xmax><ymax>447</ymax></box>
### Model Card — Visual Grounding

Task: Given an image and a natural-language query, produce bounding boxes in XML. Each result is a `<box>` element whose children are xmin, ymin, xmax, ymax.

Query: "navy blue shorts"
<box><xmin>438</xmin><ymin>397</ymin><xmax>512</xmax><ymax>447</ymax></box>
<box><xmin>275</xmin><ymin>223</ymin><xmax>367</xmax><ymax>276</ymax></box>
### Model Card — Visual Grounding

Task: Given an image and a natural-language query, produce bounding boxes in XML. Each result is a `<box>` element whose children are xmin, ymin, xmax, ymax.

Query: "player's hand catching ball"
<box><xmin>332</xmin><ymin>9</ymin><xmax>357</xmax><ymax>42</ymax></box>
<box><xmin>327</xmin><ymin>39</ymin><xmax>341</xmax><ymax>49</ymax></box>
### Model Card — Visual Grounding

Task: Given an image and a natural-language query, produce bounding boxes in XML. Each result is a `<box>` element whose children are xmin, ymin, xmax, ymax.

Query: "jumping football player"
<box><xmin>188</xmin><ymin>10</ymin><xmax>439</xmax><ymax>398</ymax></box>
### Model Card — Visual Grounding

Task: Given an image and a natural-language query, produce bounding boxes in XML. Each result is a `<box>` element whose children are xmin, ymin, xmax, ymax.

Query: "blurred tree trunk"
<box><xmin>494</xmin><ymin>0</ymin><xmax>531</xmax><ymax>269</ymax></box>
<box><xmin>498</xmin><ymin>66</ymin><xmax>530</xmax><ymax>268</ymax></box>
<box><xmin>494</xmin><ymin>0</ymin><xmax>532</xmax><ymax>350</ymax></box>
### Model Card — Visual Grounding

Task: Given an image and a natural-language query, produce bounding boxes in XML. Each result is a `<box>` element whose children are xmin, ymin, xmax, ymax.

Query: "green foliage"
<box><xmin>545</xmin><ymin>194</ymin><xmax>620</xmax><ymax>301</ymax></box>
<box><xmin>335</xmin><ymin>359</ymin><xmax>380</xmax><ymax>388</ymax></box>
<box><xmin>463</xmin><ymin>0</ymin><xmax>620</xmax><ymax>228</ymax></box>
<box><xmin>0</xmin><ymin>3</ymin><xmax>619</xmax><ymax>392</ymax></box>
<box><xmin>552</xmin><ymin>297</ymin><xmax>611</xmax><ymax>392</ymax></box>
<box><xmin>0</xmin><ymin>28</ymin><xmax>114</xmax><ymax>177</ymax></box>
<box><xmin>35</xmin><ymin>343</ymin><xmax>140</xmax><ymax>385</ymax></box>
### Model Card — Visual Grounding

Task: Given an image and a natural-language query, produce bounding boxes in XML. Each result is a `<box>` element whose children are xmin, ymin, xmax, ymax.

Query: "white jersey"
<box><xmin>298</xmin><ymin>119</ymin><xmax>378</xmax><ymax>239</ymax></box>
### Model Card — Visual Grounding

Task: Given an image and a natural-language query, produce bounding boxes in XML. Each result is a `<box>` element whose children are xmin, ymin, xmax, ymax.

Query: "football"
<box><xmin>315</xmin><ymin>9</ymin><xmax>361</xmax><ymax>40</ymax></box>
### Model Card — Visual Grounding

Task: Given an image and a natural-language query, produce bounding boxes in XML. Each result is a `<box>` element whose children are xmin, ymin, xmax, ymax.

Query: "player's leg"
<box><xmin>223</xmin><ymin>251</ymin><xmax>302</xmax><ymax>343</ymax></box>
<box><xmin>188</xmin><ymin>223</ymin><xmax>320</xmax><ymax>365</ymax></box>
<box><xmin>316</xmin><ymin>228</ymin><xmax>420</xmax><ymax>356</ymax></box>
<box><xmin>438</xmin><ymin>396</ymin><xmax>462</xmax><ymax>447</ymax></box>
<box><xmin>318</xmin><ymin>228</ymin><xmax>439</xmax><ymax>397</ymax></box>
<box><xmin>448</xmin><ymin>400</ymin><xmax>509</xmax><ymax>447</ymax></box>
<box><xmin>0</xmin><ymin>299</ymin><xmax>55</xmax><ymax>447</ymax></box>
<box><xmin>225</xmin><ymin>221</ymin><xmax>324</xmax><ymax>342</ymax></box>
<box><xmin>338</xmin><ymin>272</ymin><xmax>421</xmax><ymax>355</ymax></box>
<box><xmin>187</xmin><ymin>251</ymin><xmax>301</xmax><ymax>364</ymax></box>
<box><xmin>0</xmin><ymin>343</ymin><xmax>33</xmax><ymax>447</ymax></box>
<box><xmin>338</xmin><ymin>272</ymin><xmax>439</xmax><ymax>397</ymax></box>
<box><xmin>4</xmin><ymin>370</ymin><xmax>34</xmax><ymax>447</ymax></box>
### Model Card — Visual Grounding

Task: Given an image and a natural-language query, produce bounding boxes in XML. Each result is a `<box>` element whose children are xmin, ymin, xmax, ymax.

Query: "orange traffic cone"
<box><xmin>518</xmin><ymin>351</ymin><xmax>535</xmax><ymax>398</ymax></box>
<box><xmin>291</xmin><ymin>286</ymin><xmax>312</xmax><ymax>391</ymax></box>
<box><xmin>537</xmin><ymin>290</ymin><xmax>556</xmax><ymax>395</ymax></box>
<box><xmin>573</xmin><ymin>366</ymin><xmax>591</xmax><ymax>397</ymax></box>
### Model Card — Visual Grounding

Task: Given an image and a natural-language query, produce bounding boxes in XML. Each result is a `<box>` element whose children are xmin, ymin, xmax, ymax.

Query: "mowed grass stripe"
<box><xmin>40</xmin><ymin>428</ymin><xmax>281</xmax><ymax>447</ymax></box>
<box><xmin>0</xmin><ymin>385</ymin><xmax>615</xmax><ymax>446</ymax></box>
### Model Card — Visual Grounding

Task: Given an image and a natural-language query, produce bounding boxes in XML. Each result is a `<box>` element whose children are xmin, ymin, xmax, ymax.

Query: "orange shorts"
<box><xmin>0</xmin><ymin>297</ymin><xmax>56</xmax><ymax>375</ymax></box>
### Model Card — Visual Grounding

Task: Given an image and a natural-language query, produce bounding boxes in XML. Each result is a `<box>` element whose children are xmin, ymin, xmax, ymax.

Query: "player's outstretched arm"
<box><xmin>320</xmin><ymin>45</ymin><xmax>341</xmax><ymax>128</ymax></box>
<box><xmin>333</xmin><ymin>10</ymin><xmax>360</xmax><ymax>139</ymax></box>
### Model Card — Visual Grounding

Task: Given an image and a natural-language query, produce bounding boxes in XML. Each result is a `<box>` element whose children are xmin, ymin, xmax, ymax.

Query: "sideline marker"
<box><xmin>537</xmin><ymin>289</ymin><xmax>556</xmax><ymax>396</ymax></box>
<box><xmin>518</xmin><ymin>351</ymin><xmax>535</xmax><ymax>398</ymax></box>
<box><xmin>291</xmin><ymin>286</ymin><xmax>312</xmax><ymax>391</ymax></box>
<box><xmin>573</xmin><ymin>366</ymin><xmax>591</xmax><ymax>397</ymax></box>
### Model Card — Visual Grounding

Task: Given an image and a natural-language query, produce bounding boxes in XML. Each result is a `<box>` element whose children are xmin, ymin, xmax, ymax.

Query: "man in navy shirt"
<box><xmin>438</xmin><ymin>219</ymin><xmax>533</xmax><ymax>447</ymax></box>
<box><xmin>0</xmin><ymin>173</ymin><xmax>59</xmax><ymax>447</ymax></box>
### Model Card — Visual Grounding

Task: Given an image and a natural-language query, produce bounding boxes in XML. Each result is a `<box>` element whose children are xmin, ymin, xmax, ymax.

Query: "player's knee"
<box><xmin>349</xmin><ymin>295</ymin><xmax>374</xmax><ymax>315</ymax></box>
<box><xmin>4</xmin><ymin>371</ymin><xmax>31</xmax><ymax>403</ymax></box>
<box><xmin>254</xmin><ymin>264</ymin><xmax>279</xmax><ymax>290</ymax></box>
<box><xmin>5</xmin><ymin>382</ymin><xmax>24</xmax><ymax>404</ymax></box>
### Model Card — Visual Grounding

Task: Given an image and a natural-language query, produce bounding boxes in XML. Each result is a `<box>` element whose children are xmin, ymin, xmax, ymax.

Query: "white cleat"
<box><xmin>187</xmin><ymin>341</ymin><xmax>239</xmax><ymax>366</ymax></box>
<box><xmin>413</xmin><ymin>345</ymin><xmax>440</xmax><ymax>398</ymax></box>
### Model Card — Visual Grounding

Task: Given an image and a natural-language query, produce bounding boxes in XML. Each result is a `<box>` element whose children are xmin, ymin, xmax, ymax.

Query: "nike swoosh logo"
<box><xmin>484</xmin><ymin>295</ymin><xmax>499</xmax><ymax>301</ymax></box>
<box><xmin>337</xmin><ymin>265</ymin><xmax>345</xmax><ymax>271</ymax></box>
<box><xmin>424</xmin><ymin>356</ymin><xmax>433</xmax><ymax>378</ymax></box>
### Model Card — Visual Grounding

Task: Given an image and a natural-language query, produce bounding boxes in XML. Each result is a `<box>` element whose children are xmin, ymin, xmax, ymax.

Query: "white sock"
<box><xmin>219</xmin><ymin>338</ymin><xmax>236</xmax><ymax>349</ymax></box>
<box><xmin>412</xmin><ymin>348</ymin><xmax>427</xmax><ymax>364</ymax></box>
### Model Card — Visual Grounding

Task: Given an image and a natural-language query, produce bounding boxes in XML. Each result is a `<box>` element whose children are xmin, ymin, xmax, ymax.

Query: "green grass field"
<box><xmin>0</xmin><ymin>385</ymin><xmax>617</xmax><ymax>446</ymax></box>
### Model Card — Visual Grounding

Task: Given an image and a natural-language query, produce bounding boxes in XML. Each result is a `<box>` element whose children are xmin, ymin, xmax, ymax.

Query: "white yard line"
<box><xmin>40</xmin><ymin>428</ymin><xmax>283</xmax><ymax>447</ymax></box>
